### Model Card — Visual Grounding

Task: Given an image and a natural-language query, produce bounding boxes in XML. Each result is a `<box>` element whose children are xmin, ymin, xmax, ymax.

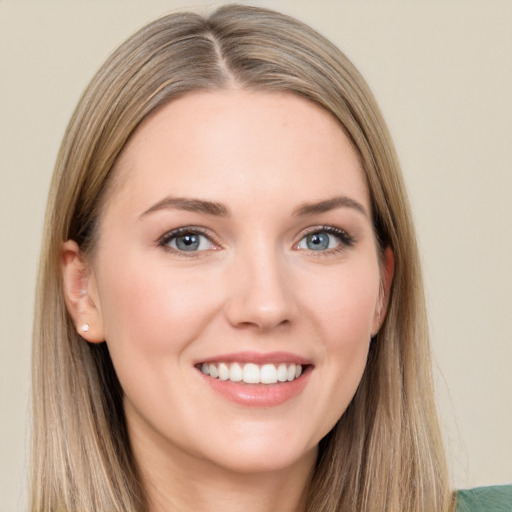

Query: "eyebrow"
<box><xmin>292</xmin><ymin>196</ymin><xmax>368</xmax><ymax>217</ymax></box>
<box><xmin>140</xmin><ymin>194</ymin><xmax>367</xmax><ymax>219</ymax></box>
<box><xmin>140</xmin><ymin>196</ymin><xmax>230</xmax><ymax>218</ymax></box>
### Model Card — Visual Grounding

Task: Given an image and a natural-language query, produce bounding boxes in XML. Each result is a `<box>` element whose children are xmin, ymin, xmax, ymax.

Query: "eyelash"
<box><xmin>157</xmin><ymin>225</ymin><xmax>355</xmax><ymax>256</ymax></box>
<box><xmin>158</xmin><ymin>226</ymin><xmax>218</xmax><ymax>257</ymax></box>
<box><xmin>296</xmin><ymin>226</ymin><xmax>355</xmax><ymax>255</ymax></box>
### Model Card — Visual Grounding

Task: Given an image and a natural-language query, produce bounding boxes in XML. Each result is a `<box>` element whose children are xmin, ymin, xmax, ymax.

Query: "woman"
<box><xmin>30</xmin><ymin>4</ymin><xmax>505</xmax><ymax>511</ymax></box>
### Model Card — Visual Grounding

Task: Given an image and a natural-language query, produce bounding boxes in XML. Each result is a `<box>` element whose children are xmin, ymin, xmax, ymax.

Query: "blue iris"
<box><xmin>305</xmin><ymin>233</ymin><xmax>330</xmax><ymax>250</ymax></box>
<box><xmin>175</xmin><ymin>234</ymin><xmax>201</xmax><ymax>251</ymax></box>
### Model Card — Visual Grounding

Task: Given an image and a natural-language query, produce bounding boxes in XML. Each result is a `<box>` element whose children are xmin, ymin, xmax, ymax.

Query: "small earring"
<box><xmin>81</xmin><ymin>324</ymin><xmax>90</xmax><ymax>332</ymax></box>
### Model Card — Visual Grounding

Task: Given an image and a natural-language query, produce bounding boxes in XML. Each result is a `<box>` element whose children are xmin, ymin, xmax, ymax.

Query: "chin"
<box><xmin>197</xmin><ymin>433</ymin><xmax>319</xmax><ymax>476</ymax></box>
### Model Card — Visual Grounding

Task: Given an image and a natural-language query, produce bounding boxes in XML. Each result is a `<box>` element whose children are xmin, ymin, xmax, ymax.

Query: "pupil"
<box><xmin>308</xmin><ymin>233</ymin><xmax>329</xmax><ymax>250</ymax></box>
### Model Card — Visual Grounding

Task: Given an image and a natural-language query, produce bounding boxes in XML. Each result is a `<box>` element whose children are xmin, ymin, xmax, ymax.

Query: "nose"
<box><xmin>223</xmin><ymin>243</ymin><xmax>298</xmax><ymax>332</ymax></box>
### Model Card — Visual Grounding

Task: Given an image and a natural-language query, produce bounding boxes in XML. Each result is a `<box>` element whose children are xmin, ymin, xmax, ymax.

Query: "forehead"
<box><xmin>105</xmin><ymin>89</ymin><xmax>368</xmax><ymax>218</ymax></box>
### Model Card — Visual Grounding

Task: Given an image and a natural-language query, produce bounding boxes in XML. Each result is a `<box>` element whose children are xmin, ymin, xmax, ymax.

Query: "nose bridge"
<box><xmin>224</xmin><ymin>234</ymin><xmax>296</xmax><ymax>331</ymax></box>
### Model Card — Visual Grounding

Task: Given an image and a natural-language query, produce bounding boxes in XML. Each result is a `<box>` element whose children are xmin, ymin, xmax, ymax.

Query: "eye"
<box><xmin>159</xmin><ymin>228</ymin><xmax>216</xmax><ymax>253</ymax></box>
<box><xmin>296</xmin><ymin>227</ymin><xmax>354</xmax><ymax>252</ymax></box>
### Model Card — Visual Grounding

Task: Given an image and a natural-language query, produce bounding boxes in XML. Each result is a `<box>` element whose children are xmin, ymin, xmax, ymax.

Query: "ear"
<box><xmin>372</xmin><ymin>246</ymin><xmax>394</xmax><ymax>337</ymax></box>
<box><xmin>61</xmin><ymin>240</ymin><xmax>105</xmax><ymax>343</ymax></box>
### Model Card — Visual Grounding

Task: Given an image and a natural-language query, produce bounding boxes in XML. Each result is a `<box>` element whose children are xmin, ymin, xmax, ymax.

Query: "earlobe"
<box><xmin>372</xmin><ymin>246</ymin><xmax>394</xmax><ymax>336</ymax></box>
<box><xmin>61</xmin><ymin>240</ymin><xmax>105</xmax><ymax>343</ymax></box>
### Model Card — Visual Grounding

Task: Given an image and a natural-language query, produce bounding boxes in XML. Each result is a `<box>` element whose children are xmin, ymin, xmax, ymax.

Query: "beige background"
<box><xmin>1</xmin><ymin>1</ymin><xmax>511</xmax><ymax>510</ymax></box>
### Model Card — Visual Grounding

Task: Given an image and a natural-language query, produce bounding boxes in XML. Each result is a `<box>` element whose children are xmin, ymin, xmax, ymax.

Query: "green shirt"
<box><xmin>456</xmin><ymin>485</ymin><xmax>512</xmax><ymax>512</ymax></box>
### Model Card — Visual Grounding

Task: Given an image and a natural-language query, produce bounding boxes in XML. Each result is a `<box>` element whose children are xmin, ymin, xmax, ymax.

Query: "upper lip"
<box><xmin>197</xmin><ymin>351</ymin><xmax>312</xmax><ymax>366</ymax></box>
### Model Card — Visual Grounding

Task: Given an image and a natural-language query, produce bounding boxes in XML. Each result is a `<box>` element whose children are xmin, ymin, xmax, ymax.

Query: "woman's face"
<box><xmin>79</xmin><ymin>90</ymin><xmax>391</xmax><ymax>476</ymax></box>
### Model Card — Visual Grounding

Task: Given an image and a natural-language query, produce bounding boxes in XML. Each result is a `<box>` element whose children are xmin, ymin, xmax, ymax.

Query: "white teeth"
<box><xmin>243</xmin><ymin>363</ymin><xmax>260</xmax><ymax>384</ymax></box>
<box><xmin>277</xmin><ymin>363</ymin><xmax>288</xmax><ymax>382</ymax></box>
<box><xmin>209</xmin><ymin>364</ymin><xmax>219</xmax><ymax>378</ymax></box>
<box><xmin>260</xmin><ymin>364</ymin><xmax>278</xmax><ymax>384</ymax></box>
<box><xmin>229</xmin><ymin>362</ymin><xmax>243</xmax><ymax>382</ymax></box>
<box><xmin>218</xmin><ymin>362</ymin><xmax>229</xmax><ymax>381</ymax></box>
<box><xmin>200</xmin><ymin>362</ymin><xmax>304</xmax><ymax>384</ymax></box>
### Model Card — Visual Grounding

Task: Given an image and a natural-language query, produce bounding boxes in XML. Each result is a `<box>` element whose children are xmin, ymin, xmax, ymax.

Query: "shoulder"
<box><xmin>455</xmin><ymin>485</ymin><xmax>512</xmax><ymax>512</ymax></box>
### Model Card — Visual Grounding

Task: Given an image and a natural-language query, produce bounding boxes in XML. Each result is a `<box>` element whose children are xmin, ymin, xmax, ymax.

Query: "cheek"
<box><xmin>94</xmin><ymin>253</ymin><xmax>221</xmax><ymax>361</ymax></box>
<box><xmin>306</xmin><ymin>258</ymin><xmax>381</xmax><ymax>345</ymax></box>
<box><xmin>328</xmin><ymin>265</ymin><xmax>379</xmax><ymax>376</ymax></box>
<box><xmin>300</xmin><ymin>258</ymin><xmax>380</xmax><ymax>431</ymax></box>
<box><xmin>93</xmin><ymin>257</ymin><xmax>222</xmax><ymax>429</ymax></box>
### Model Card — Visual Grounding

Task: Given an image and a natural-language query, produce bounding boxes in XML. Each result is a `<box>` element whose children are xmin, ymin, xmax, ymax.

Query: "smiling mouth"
<box><xmin>198</xmin><ymin>362</ymin><xmax>304</xmax><ymax>384</ymax></box>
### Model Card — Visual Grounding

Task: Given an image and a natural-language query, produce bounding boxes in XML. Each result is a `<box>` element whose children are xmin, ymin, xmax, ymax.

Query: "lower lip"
<box><xmin>199</xmin><ymin>366</ymin><xmax>312</xmax><ymax>407</ymax></box>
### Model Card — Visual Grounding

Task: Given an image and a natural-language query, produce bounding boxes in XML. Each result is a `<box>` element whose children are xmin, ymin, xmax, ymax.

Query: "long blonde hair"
<box><xmin>31</xmin><ymin>5</ymin><xmax>451</xmax><ymax>511</ymax></box>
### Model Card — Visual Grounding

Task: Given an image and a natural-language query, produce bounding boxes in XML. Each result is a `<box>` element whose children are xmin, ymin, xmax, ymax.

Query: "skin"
<box><xmin>62</xmin><ymin>90</ymin><xmax>393</xmax><ymax>512</ymax></box>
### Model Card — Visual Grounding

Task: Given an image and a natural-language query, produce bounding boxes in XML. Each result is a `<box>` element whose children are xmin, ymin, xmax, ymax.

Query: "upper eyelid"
<box><xmin>157</xmin><ymin>224</ymin><xmax>354</xmax><ymax>248</ymax></box>
<box><xmin>297</xmin><ymin>225</ymin><xmax>354</xmax><ymax>241</ymax></box>
<box><xmin>158</xmin><ymin>226</ymin><xmax>218</xmax><ymax>247</ymax></box>
<box><xmin>294</xmin><ymin>225</ymin><xmax>356</xmax><ymax>252</ymax></box>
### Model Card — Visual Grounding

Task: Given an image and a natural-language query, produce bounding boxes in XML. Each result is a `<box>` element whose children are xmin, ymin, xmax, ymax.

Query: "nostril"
<box><xmin>225</xmin><ymin>298</ymin><xmax>296</xmax><ymax>332</ymax></box>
